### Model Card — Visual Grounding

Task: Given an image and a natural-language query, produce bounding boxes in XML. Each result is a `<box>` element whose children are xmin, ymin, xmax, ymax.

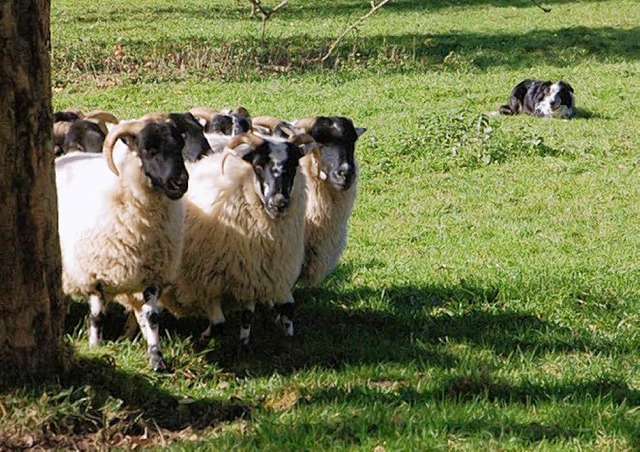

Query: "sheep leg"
<box><xmin>239</xmin><ymin>302</ymin><xmax>256</xmax><ymax>347</ymax></box>
<box><xmin>88</xmin><ymin>288</ymin><xmax>106</xmax><ymax>347</ymax></box>
<box><xmin>274</xmin><ymin>299</ymin><xmax>295</xmax><ymax>337</ymax></box>
<box><xmin>133</xmin><ymin>284</ymin><xmax>168</xmax><ymax>372</ymax></box>
<box><xmin>200</xmin><ymin>302</ymin><xmax>226</xmax><ymax>342</ymax></box>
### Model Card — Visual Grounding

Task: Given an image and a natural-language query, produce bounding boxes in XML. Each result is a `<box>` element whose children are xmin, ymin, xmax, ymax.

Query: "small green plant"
<box><xmin>398</xmin><ymin>110</ymin><xmax>557</xmax><ymax>171</ymax></box>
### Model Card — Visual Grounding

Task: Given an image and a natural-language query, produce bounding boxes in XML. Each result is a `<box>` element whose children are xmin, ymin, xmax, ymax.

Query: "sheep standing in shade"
<box><xmin>56</xmin><ymin>118</ymin><xmax>191</xmax><ymax>371</ymax></box>
<box><xmin>253</xmin><ymin>115</ymin><xmax>366</xmax><ymax>285</ymax></box>
<box><xmin>161</xmin><ymin>132</ymin><xmax>316</xmax><ymax>346</ymax></box>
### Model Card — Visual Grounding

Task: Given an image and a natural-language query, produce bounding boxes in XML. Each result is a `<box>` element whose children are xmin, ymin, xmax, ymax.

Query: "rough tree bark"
<box><xmin>0</xmin><ymin>0</ymin><xmax>66</xmax><ymax>384</ymax></box>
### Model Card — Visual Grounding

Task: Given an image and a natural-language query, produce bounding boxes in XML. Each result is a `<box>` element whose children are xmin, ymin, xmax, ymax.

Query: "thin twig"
<box><xmin>247</xmin><ymin>0</ymin><xmax>290</xmax><ymax>43</ymax></box>
<box><xmin>320</xmin><ymin>0</ymin><xmax>392</xmax><ymax>63</ymax></box>
<box><xmin>530</xmin><ymin>0</ymin><xmax>551</xmax><ymax>12</ymax></box>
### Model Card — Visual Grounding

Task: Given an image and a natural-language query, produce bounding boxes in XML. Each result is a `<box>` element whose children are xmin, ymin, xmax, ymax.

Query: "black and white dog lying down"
<box><xmin>499</xmin><ymin>79</ymin><xmax>576</xmax><ymax>119</ymax></box>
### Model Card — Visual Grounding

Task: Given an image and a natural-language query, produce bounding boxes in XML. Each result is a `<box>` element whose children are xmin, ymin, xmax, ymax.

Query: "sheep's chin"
<box><xmin>264</xmin><ymin>207</ymin><xmax>282</xmax><ymax>219</ymax></box>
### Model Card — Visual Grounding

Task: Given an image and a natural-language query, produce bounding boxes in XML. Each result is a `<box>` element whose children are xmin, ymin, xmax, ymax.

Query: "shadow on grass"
<box><xmin>298</xmin><ymin>375</ymin><xmax>640</xmax><ymax>446</ymax></box>
<box><xmin>69</xmin><ymin>0</ymin><xmax>615</xmax><ymax>23</ymax></box>
<box><xmin>64</xmin><ymin>268</ymin><xmax>619</xmax><ymax>376</ymax></box>
<box><xmin>0</xmin><ymin>353</ymin><xmax>249</xmax><ymax>449</ymax></box>
<box><xmin>53</xmin><ymin>25</ymin><xmax>640</xmax><ymax>82</ymax></box>
<box><xmin>355</xmin><ymin>26</ymin><xmax>640</xmax><ymax>69</ymax></box>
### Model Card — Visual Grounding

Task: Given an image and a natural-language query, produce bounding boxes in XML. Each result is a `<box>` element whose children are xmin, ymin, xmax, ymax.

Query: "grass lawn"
<box><xmin>3</xmin><ymin>0</ymin><xmax>640</xmax><ymax>449</ymax></box>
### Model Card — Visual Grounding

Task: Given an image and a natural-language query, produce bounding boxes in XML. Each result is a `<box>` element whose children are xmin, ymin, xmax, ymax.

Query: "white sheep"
<box><xmin>161</xmin><ymin>132</ymin><xmax>315</xmax><ymax>345</ymax></box>
<box><xmin>252</xmin><ymin>115</ymin><xmax>366</xmax><ymax>285</ymax></box>
<box><xmin>56</xmin><ymin>118</ymin><xmax>190</xmax><ymax>371</ymax></box>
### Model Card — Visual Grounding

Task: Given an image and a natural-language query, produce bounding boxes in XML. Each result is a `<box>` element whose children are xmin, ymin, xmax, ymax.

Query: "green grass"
<box><xmin>3</xmin><ymin>0</ymin><xmax>640</xmax><ymax>449</ymax></box>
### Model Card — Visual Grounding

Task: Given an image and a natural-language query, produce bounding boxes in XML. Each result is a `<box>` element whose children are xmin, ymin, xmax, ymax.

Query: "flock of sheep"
<box><xmin>53</xmin><ymin>107</ymin><xmax>366</xmax><ymax>371</ymax></box>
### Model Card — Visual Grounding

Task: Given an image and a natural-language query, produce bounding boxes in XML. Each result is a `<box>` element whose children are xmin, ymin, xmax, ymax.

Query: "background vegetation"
<box><xmin>2</xmin><ymin>0</ymin><xmax>640</xmax><ymax>448</ymax></box>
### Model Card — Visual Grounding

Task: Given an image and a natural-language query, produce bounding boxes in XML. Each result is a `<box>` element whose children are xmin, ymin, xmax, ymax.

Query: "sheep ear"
<box><xmin>356</xmin><ymin>127</ymin><xmax>367</xmax><ymax>137</ymax></box>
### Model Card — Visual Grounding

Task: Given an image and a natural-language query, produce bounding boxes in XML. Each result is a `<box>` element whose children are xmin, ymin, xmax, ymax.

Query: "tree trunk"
<box><xmin>0</xmin><ymin>0</ymin><xmax>66</xmax><ymax>384</ymax></box>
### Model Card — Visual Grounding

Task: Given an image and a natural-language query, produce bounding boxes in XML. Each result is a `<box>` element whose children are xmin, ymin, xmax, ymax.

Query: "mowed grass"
<box><xmin>3</xmin><ymin>0</ymin><xmax>640</xmax><ymax>449</ymax></box>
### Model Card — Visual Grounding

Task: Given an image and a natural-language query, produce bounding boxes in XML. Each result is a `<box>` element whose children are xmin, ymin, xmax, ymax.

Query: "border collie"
<box><xmin>499</xmin><ymin>79</ymin><xmax>576</xmax><ymax>119</ymax></box>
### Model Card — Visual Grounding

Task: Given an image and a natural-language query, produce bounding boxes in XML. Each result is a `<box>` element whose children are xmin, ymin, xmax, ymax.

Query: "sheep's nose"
<box><xmin>269</xmin><ymin>194</ymin><xmax>289</xmax><ymax>212</ymax></box>
<box><xmin>169</xmin><ymin>172</ymin><xmax>189</xmax><ymax>192</ymax></box>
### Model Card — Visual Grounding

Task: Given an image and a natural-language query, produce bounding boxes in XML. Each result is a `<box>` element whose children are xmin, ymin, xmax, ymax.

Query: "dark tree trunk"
<box><xmin>0</xmin><ymin>0</ymin><xmax>66</xmax><ymax>384</ymax></box>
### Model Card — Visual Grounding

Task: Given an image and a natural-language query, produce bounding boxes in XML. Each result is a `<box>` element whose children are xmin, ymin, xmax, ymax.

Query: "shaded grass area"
<box><xmin>52</xmin><ymin>25</ymin><xmax>640</xmax><ymax>86</ymax></box>
<box><xmin>0</xmin><ymin>353</ymin><xmax>249</xmax><ymax>449</ymax></box>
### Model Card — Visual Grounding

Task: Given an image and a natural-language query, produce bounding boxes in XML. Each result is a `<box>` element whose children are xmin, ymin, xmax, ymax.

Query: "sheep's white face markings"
<box><xmin>252</xmin><ymin>141</ymin><xmax>300</xmax><ymax>218</ymax></box>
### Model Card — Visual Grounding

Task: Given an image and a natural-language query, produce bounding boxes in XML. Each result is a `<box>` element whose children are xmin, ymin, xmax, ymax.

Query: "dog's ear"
<box><xmin>559</xmin><ymin>81</ymin><xmax>574</xmax><ymax>93</ymax></box>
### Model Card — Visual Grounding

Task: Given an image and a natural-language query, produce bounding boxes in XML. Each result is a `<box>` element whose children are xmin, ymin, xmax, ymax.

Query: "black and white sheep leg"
<box><xmin>133</xmin><ymin>284</ymin><xmax>167</xmax><ymax>372</ymax></box>
<box><xmin>88</xmin><ymin>288</ymin><xmax>106</xmax><ymax>347</ymax></box>
<box><xmin>274</xmin><ymin>300</ymin><xmax>295</xmax><ymax>337</ymax></box>
<box><xmin>239</xmin><ymin>302</ymin><xmax>255</xmax><ymax>347</ymax></box>
<box><xmin>200</xmin><ymin>301</ymin><xmax>226</xmax><ymax>343</ymax></box>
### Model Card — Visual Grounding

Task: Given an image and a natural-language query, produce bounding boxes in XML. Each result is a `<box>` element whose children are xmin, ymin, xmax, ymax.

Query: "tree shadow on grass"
<box><xmin>0</xmin><ymin>353</ymin><xmax>249</xmax><ymax>449</ymax></box>
<box><xmin>295</xmin><ymin>375</ymin><xmax>640</xmax><ymax>447</ymax></box>
<box><xmin>64</xmin><ymin>270</ymin><xmax>620</xmax><ymax>377</ymax></box>
<box><xmin>53</xmin><ymin>25</ymin><xmax>639</xmax><ymax>82</ymax></box>
<box><xmin>352</xmin><ymin>26</ymin><xmax>640</xmax><ymax>70</ymax></box>
<box><xmin>71</xmin><ymin>0</ymin><xmax>616</xmax><ymax>23</ymax></box>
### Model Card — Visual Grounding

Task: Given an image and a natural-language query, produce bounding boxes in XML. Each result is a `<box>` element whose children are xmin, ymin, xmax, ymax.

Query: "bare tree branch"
<box><xmin>320</xmin><ymin>0</ymin><xmax>392</xmax><ymax>64</ymax></box>
<box><xmin>530</xmin><ymin>0</ymin><xmax>551</xmax><ymax>12</ymax></box>
<box><xmin>247</xmin><ymin>0</ymin><xmax>291</xmax><ymax>42</ymax></box>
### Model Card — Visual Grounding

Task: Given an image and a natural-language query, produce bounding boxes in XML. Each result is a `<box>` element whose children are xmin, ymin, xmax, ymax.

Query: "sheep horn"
<box><xmin>227</xmin><ymin>132</ymin><xmax>264</xmax><ymax>150</ymax></box>
<box><xmin>292</xmin><ymin>117</ymin><xmax>317</xmax><ymax>132</ymax></box>
<box><xmin>102</xmin><ymin>120</ymin><xmax>148</xmax><ymax>176</ymax></box>
<box><xmin>189</xmin><ymin>106</ymin><xmax>219</xmax><ymax>125</ymax></box>
<box><xmin>82</xmin><ymin>111</ymin><xmax>120</xmax><ymax>136</ymax></box>
<box><xmin>141</xmin><ymin>112</ymin><xmax>169</xmax><ymax>122</ymax></box>
<box><xmin>251</xmin><ymin>116</ymin><xmax>283</xmax><ymax>134</ymax></box>
<box><xmin>234</xmin><ymin>106</ymin><xmax>251</xmax><ymax>118</ymax></box>
<box><xmin>83</xmin><ymin>110</ymin><xmax>119</xmax><ymax>125</ymax></box>
<box><xmin>288</xmin><ymin>133</ymin><xmax>315</xmax><ymax>147</ymax></box>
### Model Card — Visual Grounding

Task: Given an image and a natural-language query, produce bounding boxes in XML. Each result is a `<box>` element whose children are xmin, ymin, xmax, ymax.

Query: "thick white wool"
<box><xmin>297</xmin><ymin>151</ymin><xmax>357</xmax><ymax>286</ymax></box>
<box><xmin>162</xmin><ymin>151</ymin><xmax>306</xmax><ymax>319</ymax></box>
<box><xmin>56</xmin><ymin>151</ymin><xmax>184</xmax><ymax>297</ymax></box>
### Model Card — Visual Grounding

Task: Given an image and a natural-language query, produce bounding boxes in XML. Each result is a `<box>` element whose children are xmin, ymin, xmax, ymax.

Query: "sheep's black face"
<box><xmin>231</xmin><ymin>113</ymin><xmax>252</xmax><ymax>136</ymax></box>
<box><xmin>137</xmin><ymin>123</ymin><xmax>189</xmax><ymax>200</ymax></box>
<box><xmin>210</xmin><ymin>114</ymin><xmax>234</xmax><ymax>135</ymax></box>
<box><xmin>64</xmin><ymin>120</ymin><xmax>106</xmax><ymax>154</ymax></box>
<box><xmin>168</xmin><ymin>112</ymin><xmax>211</xmax><ymax>162</ymax></box>
<box><xmin>242</xmin><ymin>141</ymin><xmax>304</xmax><ymax>219</ymax></box>
<box><xmin>310</xmin><ymin>116</ymin><xmax>364</xmax><ymax>191</ymax></box>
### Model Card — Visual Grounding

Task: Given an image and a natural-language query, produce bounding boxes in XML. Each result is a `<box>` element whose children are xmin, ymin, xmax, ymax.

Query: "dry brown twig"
<box><xmin>247</xmin><ymin>0</ymin><xmax>291</xmax><ymax>42</ymax></box>
<box><xmin>320</xmin><ymin>0</ymin><xmax>392</xmax><ymax>63</ymax></box>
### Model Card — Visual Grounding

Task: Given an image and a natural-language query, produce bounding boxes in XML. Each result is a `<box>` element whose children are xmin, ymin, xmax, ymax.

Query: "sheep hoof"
<box><xmin>151</xmin><ymin>355</ymin><xmax>169</xmax><ymax>372</ymax></box>
<box><xmin>149</xmin><ymin>346</ymin><xmax>169</xmax><ymax>372</ymax></box>
<box><xmin>236</xmin><ymin>340</ymin><xmax>252</xmax><ymax>358</ymax></box>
